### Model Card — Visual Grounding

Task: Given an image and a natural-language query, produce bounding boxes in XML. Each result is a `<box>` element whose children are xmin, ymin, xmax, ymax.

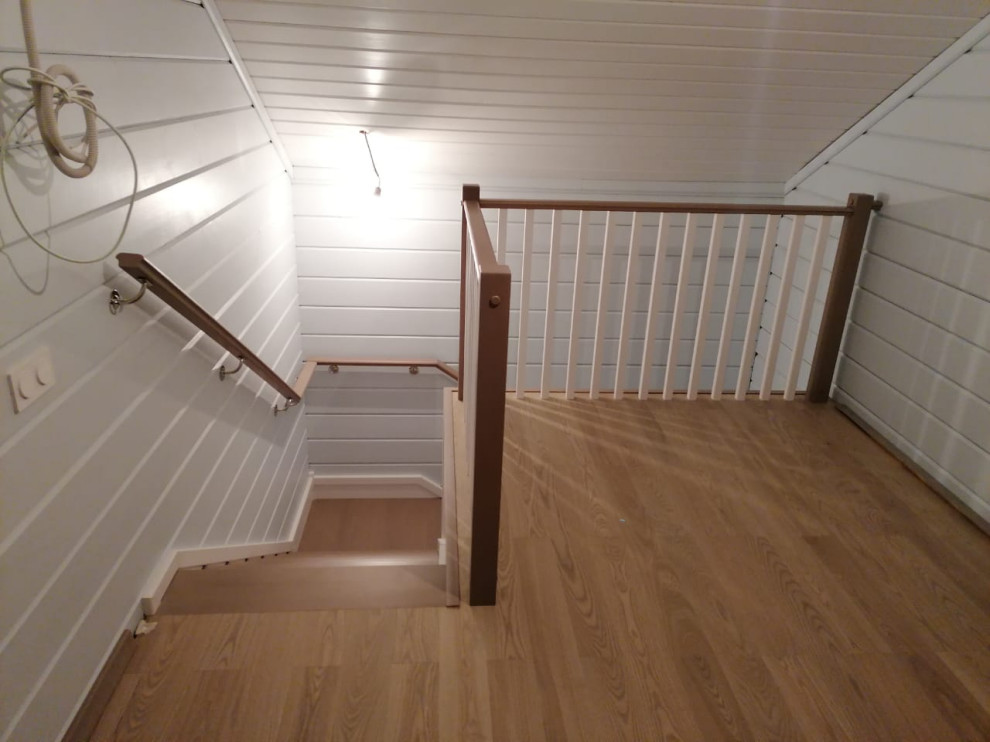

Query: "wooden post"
<box><xmin>469</xmin><ymin>267</ymin><xmax>511</xmax><ymax>606</ymax></box>
<box><xmin>806</xmin><ymin>193</ymin><xmax>877</xmax><ymax>402</ymax></box>
<box><xmin>459</xmin><ymin>184</ymin><xmax>480</xmax><ymax>401</ymax></box>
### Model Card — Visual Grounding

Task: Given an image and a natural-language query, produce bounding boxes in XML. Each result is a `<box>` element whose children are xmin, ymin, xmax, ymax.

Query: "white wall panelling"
<box><xmin>293</xmin><ymin>175</ymin><xmax>780</xmax><ymax>482</ymax></box>
<box><xmin>142</xmin><ymin>470</ymin><xmax>314</xmax><ymax>617</ymax></box>
<box><xmin>304</xmin><ymin>366</ymin><xmax>453</xmax><ymax>484</ymax></box>
<box><xmin>0</xmin><ymin>1</ymin><xmax>307</xmax><ymax>739</ymax></box>
<box><xmin>785</xmin><ymin>36</ymin><xmax>990</xmax><ymax>525</ymax></box>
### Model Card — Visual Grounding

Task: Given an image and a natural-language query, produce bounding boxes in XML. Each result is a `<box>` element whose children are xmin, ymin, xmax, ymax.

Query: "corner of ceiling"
<box><xmin>200</xmin><ymin>0</ymin><xmax>294</xmax><ymax>178</ymax></box>
<box><xmin>784</xmin><ymin>13</ymin><xmax>990</xmax><ymax>197</ymax></box>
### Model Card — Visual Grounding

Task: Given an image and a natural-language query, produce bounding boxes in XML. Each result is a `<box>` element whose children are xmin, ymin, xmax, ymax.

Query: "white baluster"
<box><xmin>663</xmin><ymin>213</ymin><xmax>698</xmax><ymax>399</ymax></box>
<box><xmin>515</xmin><ymin>209</ymin><xmax>534</xmax><ymax>398</ymax></box>
<box><xmin>785</xmin><ymin>216</ymin><xmax>831</xmax><ymax>400</ymax></box>
<box><xmin>495</xmin><ymin>208</ymin><xmax>508</xmax><ymax>264</ymax></box>
<box><xmin>712</xmin><ymin>214</ymin><xmax>751</xmax><ymax>399</ymax></box>
<box><xmin>565</xmin><ymin>212</ymin><xmax>589</xmax><ymax>399</ymax></box>
<box><xmin>541</xmin><ymin>210</ymin><xmax>563</xmax><ymax>399</ymax></box>
<box><xmin>639</xmin><ymin>213</ymin><xmax>670</xmax><ymax>399</ymax></box>
<box><xmin>736</xmin><ymin>214</ymin><xmax>780</xmax><ymax>400</ymax></box>
<box><xmin>761</xmin><ymin>215</ymin><xmax>805</xmax><ymax>399</ymax></box>
<box><xmin>687</xmin><ymin>213</ymin><xmax>724</xmax><ymax>399</ymax></box>
<box><xmin>589</xmin><ymin>212</ymin><xmax>616</xmax><ymax>400</ymax></box>
<box><xmin>614</xmin><ymin>212</ymin><xmax>643</xmax><ymax>399</ymax></box>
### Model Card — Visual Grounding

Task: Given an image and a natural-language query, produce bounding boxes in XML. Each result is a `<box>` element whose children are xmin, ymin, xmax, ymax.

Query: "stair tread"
<box><xmin>160</xmin><ymin>563</ymin><xmax>448</xmax><ymax>615</ymax></box>
<box><xmin>298</xmin><ymin>498</ymin><xmax>440</xmax><ymax>552</ymax></box>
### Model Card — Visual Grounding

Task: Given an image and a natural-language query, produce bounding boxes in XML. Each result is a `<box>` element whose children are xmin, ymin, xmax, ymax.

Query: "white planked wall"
<box><xmin>305</xmin><ymin>366</ymin><xmax>453</xmax><ymax>483</ymax></box>
<box><xmin>783</xmin><ymin>33</ymin><xmax>990</xmax><ymax>524</ymax></box>
<box><xmin>295</xmin><ymin>172</ymin><xmax>780</xmax><ymax>480</ymax></box>
<box><xmin>0</xmin><ymin>2</ymin><xmax>307</xmax><ymax>740</ymax></box>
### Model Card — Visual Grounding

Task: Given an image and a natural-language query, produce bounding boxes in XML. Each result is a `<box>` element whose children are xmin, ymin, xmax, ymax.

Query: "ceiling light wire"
<box><xmin>359</xmin><ymin>129</ymin><xmax>381</xmax><ymax>196</ymax></box>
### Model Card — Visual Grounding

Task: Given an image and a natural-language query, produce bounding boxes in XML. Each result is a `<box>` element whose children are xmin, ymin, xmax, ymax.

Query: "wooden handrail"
<box><xmin>115</xmin><ymin>253</ymin><xmax>300</xmax><ymax>404</ymax></box>
<box><xmin>464</xmin><ymin>203</ymin><xmax>505</xmax><ymax>273</ymax></box>
<box><xmin>476</xmin><ymin>198</ymin><xmax>880</xmax><ymax>216</ymax></box>
<box><xmin>307</xmin><ymin>358</ymin><xmax>459</xmax><ymax>382</ymax></box>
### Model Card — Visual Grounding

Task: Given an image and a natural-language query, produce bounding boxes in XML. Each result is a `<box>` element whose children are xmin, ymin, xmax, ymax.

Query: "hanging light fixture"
<box><xmin>359</xmin><ymin>129</ymin><xmax>382</xmax><ymax>196</ymax></box>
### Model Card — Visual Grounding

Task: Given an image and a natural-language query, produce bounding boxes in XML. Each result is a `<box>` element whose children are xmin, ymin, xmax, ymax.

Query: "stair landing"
<box><xmin>158</xmin><ymin>497</ymin><xmax>447</xmax><ymax>615</ymax></box>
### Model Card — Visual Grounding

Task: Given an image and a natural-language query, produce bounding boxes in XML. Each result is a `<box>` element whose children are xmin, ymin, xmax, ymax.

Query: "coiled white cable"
<box><xmin>0</xmin><ymin>0</ymin><xmax>138</xmax><ymax>264</ymax></box>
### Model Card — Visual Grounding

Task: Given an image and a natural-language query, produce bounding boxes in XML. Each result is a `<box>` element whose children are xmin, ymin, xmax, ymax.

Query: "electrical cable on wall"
<box><xmin>0</xmin><ymin>0</ymin><xmax>138</xmax><ymax>264</ymax></box>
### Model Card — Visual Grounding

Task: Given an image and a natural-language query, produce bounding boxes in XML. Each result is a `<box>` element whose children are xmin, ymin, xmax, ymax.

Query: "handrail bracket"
<box><xmin>108</xmin><ymin>280</ymin><xmax>148</xmax><ymax>315</ymax></box>
<box><xmin>219</xmin><ymin>356</ymin><xmax>244</xmax><ymax>381</ymax></box>
<box><xmin>273</xmin><ymin>398</ymin><xmax>299</xmax><ymax>416</ymax></box>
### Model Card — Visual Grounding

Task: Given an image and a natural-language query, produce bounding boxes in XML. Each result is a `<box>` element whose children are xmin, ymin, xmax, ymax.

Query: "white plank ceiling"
<box><xmin>218</xmin><ymin>0</ymin><xmax>990</xmax><ymax>187</ymax></box>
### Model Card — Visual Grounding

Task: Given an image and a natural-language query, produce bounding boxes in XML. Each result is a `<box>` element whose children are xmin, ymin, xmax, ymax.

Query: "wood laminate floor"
<box><xmin>96</xmin><ymin>398</ymin><xmax>990</xmax><ymax>741</ymax></box>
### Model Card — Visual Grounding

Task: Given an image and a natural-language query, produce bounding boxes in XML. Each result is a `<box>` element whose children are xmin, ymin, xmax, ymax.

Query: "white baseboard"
<box><xmin>311</xmin><ymin>474</ymin><xmax>441</xmax><ymax>499</ymax></box>
<box><xmin>140</xmin><ymin>473</ymin><xmax>315</xmax><ymax>615</ymax></box>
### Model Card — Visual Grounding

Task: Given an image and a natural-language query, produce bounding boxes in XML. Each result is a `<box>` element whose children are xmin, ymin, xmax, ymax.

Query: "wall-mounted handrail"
<box><xmin>115</xmin><ymin>253</ymin><xmax>300</xmax><ymax>405</ymax></box>
<box><xmin>308</xmin><ymin>357</ymin><xmax>459</xmax><ymax>382</ymax></box>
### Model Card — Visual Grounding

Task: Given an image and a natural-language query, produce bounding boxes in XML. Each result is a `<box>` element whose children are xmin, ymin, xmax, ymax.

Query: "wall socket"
<box><xmin>7</xmin><ymin>346</ymin><xmax>56</xmax><ymax>413</ymax></box>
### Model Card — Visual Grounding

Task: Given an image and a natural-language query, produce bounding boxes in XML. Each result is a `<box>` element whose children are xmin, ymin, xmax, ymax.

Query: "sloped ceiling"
<box><xmin>217</xmin><ymin>0</ymin><xmax>990</xmax><ymax>188</ymax></box>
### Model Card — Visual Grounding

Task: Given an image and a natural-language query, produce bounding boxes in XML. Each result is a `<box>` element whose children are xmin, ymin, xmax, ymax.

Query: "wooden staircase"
<box><xmin>157</xmin><ymin>498</ymin><xmax>449</xmax><ymax>614</ymax></box>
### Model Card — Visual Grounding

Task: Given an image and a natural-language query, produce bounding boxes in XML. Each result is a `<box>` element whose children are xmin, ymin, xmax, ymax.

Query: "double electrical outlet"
<box><xmin>6</xmin><ymin>346</ymin><xmax>56</xmax><ymax>414</ymax></box>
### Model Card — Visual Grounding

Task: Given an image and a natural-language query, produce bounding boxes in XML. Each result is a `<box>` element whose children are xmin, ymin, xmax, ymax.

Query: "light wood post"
<box><xmin>459</xmin><ymin>184</ymin><xmax>480</xmax><ymax>402</ymax></box>
<box><xmin>806</xmin><ymin>193</ymin><xmax>877</xmax><ymax>402</ymax></box>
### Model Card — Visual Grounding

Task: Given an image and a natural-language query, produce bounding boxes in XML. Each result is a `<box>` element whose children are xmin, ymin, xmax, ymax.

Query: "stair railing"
<box><xmin>456</xmin><ymin>185</ymin><xmax>879</xmax><ymax>606</ymax></box>
<box><xmin>463</xmin><ymin>189</ymin><xmax>878</xmax><ymax>403</ymax></box>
